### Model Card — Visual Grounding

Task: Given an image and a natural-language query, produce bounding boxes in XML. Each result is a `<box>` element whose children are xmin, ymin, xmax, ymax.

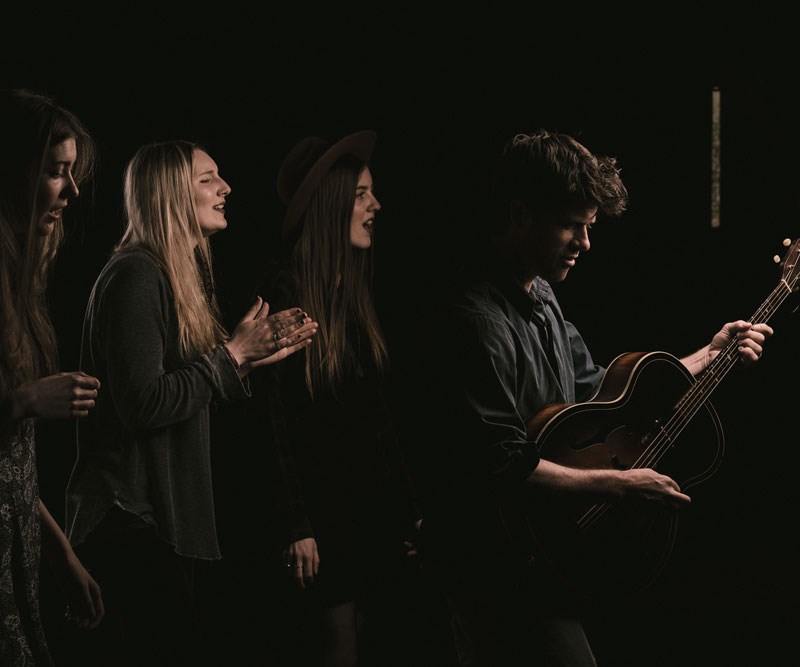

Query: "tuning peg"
<box><xmin>774</xmin><ymin>255</ymin><xmax>782</xmax><ymax>263</ymax></box>
<box><xmin>784</xmin><ymin>238</ymin><xmax>792</xmax><ymax>247</ymax></box>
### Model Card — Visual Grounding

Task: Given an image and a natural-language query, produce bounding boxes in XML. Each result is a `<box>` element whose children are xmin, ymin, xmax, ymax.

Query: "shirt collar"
<box><xmin>489</xmin><ymin>273</ymin><xmax>554</xmax><ymax>323</ymax></box>
<box><xmin>479</xmin><ymin>249</ymin><xmax>556</xmax><ymax>321</ymax></box>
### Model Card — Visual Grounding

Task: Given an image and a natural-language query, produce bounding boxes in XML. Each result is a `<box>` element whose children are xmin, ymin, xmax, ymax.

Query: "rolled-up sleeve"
<box><xmin>458</xmin><ymin>314</ymin><xmax>541</xmax><ymax>486</ymax></box>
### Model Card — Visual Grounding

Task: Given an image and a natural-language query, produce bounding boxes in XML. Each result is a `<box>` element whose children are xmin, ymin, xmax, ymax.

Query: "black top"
<box><xmin>256</xmin><ymin>264</ymin><xmax>419</xmax><ymax>566</ymax></box>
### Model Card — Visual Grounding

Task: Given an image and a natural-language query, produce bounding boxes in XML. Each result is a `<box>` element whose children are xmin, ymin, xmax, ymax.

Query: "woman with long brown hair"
<box><xmin>261</xmin><ymin>131</ymin><xmax>420</xmax><ymax>665</ymax></box>
<box><xmin>0</xmin><ymin>88</ymin><xmax>105</xmax><ymax>666</ymax></box>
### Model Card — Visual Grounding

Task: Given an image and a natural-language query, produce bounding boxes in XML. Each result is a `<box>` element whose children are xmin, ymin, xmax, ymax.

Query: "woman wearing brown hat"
<box><xmin>259</xmin><ymin>130</ymin><xmax>421</xmax><ymax>665</ymax></box>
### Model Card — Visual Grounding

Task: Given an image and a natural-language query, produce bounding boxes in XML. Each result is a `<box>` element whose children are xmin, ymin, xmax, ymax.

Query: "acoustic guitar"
<box><xmin>515</xmin><ymin>238</ymin><xmax>800</xmax><ymax>597</ymax></box>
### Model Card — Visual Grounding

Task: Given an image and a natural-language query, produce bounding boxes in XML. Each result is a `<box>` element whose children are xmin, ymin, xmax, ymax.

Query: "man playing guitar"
<box><xmin>415</xmin><ymin>129</ymin><xmax>774</xmax><ymax>667</ymax></box>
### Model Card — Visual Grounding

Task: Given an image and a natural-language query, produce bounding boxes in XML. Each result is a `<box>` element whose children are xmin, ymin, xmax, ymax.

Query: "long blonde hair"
<box><xmin>117</xmin><ymin>140</ymin><xmax>227</xmax><ymax>358</ymax></box>
<box><xmin>288</xmin><ymin>154</ymin><xmax>388</xmax><ymax>396</ymax></box>
<box><xmin>0</xmin><ymin>89</ymin><xmax>96</xmax><ymax>401</ymax></box>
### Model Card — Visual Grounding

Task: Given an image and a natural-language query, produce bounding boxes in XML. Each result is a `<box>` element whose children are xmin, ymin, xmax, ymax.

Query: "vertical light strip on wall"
<box><xmin>711</xmin><ymin>87</ymin><xmax>721</xmax><ymax>228</ymax></box>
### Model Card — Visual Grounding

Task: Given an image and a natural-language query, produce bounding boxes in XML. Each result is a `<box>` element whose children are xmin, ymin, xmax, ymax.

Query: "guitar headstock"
<box><xmin>774</xmin><ymin>238</ymin><xmax>800</xmax><ymax>292</ymax></box>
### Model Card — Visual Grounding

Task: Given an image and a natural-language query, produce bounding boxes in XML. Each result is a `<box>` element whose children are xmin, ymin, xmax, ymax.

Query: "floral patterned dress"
<box><xmin>0</xmin><ymin>417</ymin><xmax>52</xmax><ymax>666</ymax></box>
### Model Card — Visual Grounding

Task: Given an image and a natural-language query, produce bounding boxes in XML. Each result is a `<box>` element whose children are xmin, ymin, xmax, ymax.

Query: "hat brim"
<box><xmin>282</xmin><ymin>130</ymin><xmax>376</xmax><ymax>238</ymax></box>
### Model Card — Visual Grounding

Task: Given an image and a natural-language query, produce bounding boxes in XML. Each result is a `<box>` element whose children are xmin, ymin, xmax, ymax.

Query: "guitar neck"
<box><xmin>678</xmin><ymin>280</ymin><xmax>792</xmax><ymax>413</ymax></box>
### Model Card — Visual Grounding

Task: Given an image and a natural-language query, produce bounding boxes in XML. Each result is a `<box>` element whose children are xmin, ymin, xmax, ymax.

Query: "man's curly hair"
<box><xmin>490</xmin><ymin>130</ymin><xmax>629</xmax><ymax>229</ymax></box>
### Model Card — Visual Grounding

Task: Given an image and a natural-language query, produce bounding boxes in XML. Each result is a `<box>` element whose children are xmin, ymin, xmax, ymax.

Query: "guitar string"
<box><xmin>639</xmin><ymin>283</ymin><xmax>788</xmax><ymax>470</ymax></box>
<box><xmin>577</xmin><ymin>280</ymin><xmax>791</xmax><ymax>530</ymax></box>
<box><xmin>578</xmin><ymin>283</ymin><xmax>787</xmax><ymax>528</ymax></box>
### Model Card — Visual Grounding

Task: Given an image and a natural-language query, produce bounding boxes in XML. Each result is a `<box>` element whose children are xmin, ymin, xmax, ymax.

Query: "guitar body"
<box><xmin>520</xmin><ymin>351</ymin><xmax>725</xmax><ymax>596</ymax></box>
<box><xmin>504</xmin><ymin>238</ymin><xmax>800</xmax><ymax>596</ymax></box>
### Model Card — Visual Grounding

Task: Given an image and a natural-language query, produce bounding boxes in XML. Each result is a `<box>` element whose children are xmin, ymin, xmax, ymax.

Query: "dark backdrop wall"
<box><xmin>4</xmin><ymin>4</ymin><xmax>799</xmax><ymax>665</ymax></box>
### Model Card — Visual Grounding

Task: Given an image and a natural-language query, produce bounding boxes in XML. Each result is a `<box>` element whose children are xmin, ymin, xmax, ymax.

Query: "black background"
<box><xmin>4</xmin><ymin>3</ymin><xmax>800</xmax><ymax>665</ymax></box>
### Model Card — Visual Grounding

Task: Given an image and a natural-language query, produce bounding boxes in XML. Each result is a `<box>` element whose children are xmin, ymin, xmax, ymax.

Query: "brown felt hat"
<box><xmin>277</xmin><ymin>130</ymin><xmax>377</xmax><ymax>238</ymax></box>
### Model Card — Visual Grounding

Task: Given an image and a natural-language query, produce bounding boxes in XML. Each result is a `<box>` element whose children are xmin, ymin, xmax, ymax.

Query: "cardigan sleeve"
<box><xmin>92</xmin><ymin>253</ymin><xmax>249</xmax><ymax>431</ymax></box>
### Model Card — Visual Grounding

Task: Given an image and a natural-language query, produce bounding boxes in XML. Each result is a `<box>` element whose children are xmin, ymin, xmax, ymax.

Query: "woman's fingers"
<box><xmin>268</xmin><ymin>308</ymin><xmax>310</xmax><ymax>336</ymax></box>
<box><xmin>74</xmin><ymin>372</ymin><xmax>101</xmax><ymax>389</ymax></box>
<box><xmin>285</xmin><ymin>540</ymin><xmax>319</xmax><ymax>590</ymax></box>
